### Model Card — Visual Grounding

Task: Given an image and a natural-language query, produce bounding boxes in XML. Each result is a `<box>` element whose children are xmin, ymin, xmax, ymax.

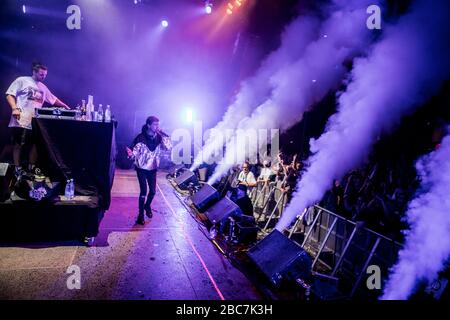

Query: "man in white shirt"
<box><xmin>5</xmin><ymin>62</ymin><xmax>70</xmax><ymax>170</ymax></box>
<box><xmin>237</xmin><ymin>161</ymin><xmax>257</xmax><ymax>195</ymax></box>
<box><xmin>258</xmin><ymin>160</ymin><xmax>274</xmax><ymax>183</ymax></box>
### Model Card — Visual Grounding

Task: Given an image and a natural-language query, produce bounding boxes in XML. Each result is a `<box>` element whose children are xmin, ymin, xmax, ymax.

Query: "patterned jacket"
<box><xmin>131</xmin><ymin>132</ymin><xmax>172</xmax><ymax>171</ymax></box>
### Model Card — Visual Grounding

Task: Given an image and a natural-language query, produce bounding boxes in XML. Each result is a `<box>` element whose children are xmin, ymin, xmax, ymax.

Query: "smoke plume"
<box><xmin>208</xmin><ymin>0</ymin><xmax>378</xmax><ymax>184</ymax></box>
<box><xmin>381</xmin><ymin>128</ymin><xmax>450</xmax><ymax>300</ymax></box>
<box><xmin>190</xmin><ymin>14</ymin><xmax>321</xmax><ymax>171</ymax></box>
<box><xmin>277</xmin><ymin>0</ymin><xmax>450</xmax><ymax>234</ymax></box>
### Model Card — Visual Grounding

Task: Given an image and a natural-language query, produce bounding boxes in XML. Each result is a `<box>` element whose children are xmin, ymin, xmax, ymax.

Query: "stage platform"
<box><xmin>0</xmin><ymin>169</ymin><xmax>262</xmax><ymax>300</ymax></box>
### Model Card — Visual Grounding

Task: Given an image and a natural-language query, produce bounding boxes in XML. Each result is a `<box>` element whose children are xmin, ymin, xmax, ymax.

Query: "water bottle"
<box><xmin>75</xmin><ymin>104</ymin><xmax>81</xmax><ymax>120</ymax></box>
<box><xmin>86</xmin><ymin>95</ymin><xmax>94</xmax><ymax>121</ymax></box>
<box><xmin>97</xmin><ymin>104</ymin><xmax>104</xmax><ymax>122</ymax></box>
<box><xmin>69</xmin><ymin>179</ymin><xmax>75</xmax><ymax>199</ymax></box>
<box><xmin>105</xmin><ymin>105</ymin><xmax>111</xmax><ymax>122</ymax></box>
<box><xmin>65</xmin><ymin>179</ymin><xmax>71</xmax><ymax>199</ymax></box>
<box><xmin>81</xmin><ymin>99</ymin><xmax>86</xmax><ymax>120</ymax></box>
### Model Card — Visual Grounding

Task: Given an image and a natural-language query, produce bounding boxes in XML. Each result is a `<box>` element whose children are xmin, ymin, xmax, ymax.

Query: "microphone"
<box><xmin>158</xmin><ymin>130</ymin><xmax>169</xmax><ymax>137</ymax></box>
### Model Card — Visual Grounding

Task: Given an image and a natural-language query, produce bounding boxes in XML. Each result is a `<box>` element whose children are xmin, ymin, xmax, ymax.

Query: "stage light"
<box><xmin>22</xmin><ymin>5</ymin><xmax>26</xmax><ymax>14</ymax></box>
<box><xmin>205</xmin><ymin>4</ymin><xmax>212</xmax><ymax>14</ymax></box>
<box><xmin>225</xmin><ymin>0</ymin><xmax>247</xmax><ymax>16</ymax></box>
<box><xmin>186</xmin><ymin>108</ymin><xmax>193</xmax><ymax>123</ymax></box>
<box><xmin>161</xmin><ymin>20</ymin><xmax>169</xmax><ymax>28</ymax></box>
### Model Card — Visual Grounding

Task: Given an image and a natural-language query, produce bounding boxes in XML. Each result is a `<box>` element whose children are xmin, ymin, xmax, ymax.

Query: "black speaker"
<box><xmin>204</xmin><ymin>196</ymin><xmax>241</xmax><ymax>224</ymax></box>
<box><xmin>247</xmin><ymin>229</ymin><xmax>312</xmax><ymax>287</ymax></box>
<box><xmin>191</xmin><ymin>184</ymin><xmax>219</xmax><ymax>212</ymax></box>
<box><xmin>234</xmin><ymin>216</ymin><xmax>258</xmax><ymax>244</ymax></box>
<box><xmin>175</xmin><ymin>170</ymin><xmax>198</xmax><ymax>189</ymax></box>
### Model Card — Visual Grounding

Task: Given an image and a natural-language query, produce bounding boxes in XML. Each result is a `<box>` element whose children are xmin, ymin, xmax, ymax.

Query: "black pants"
<box><xmin>11</xmin><ymin>127</ymin><xmax>37</xmax><ymax>168</ymax></box>
<box><xmin>136</xmin><ymin>168</ymin><xmax>157</xmax><ymax>216</ymax></box>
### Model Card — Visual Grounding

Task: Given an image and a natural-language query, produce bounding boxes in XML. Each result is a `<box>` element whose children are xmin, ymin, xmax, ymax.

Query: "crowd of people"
<box><xmin>199</xmin><ymin>97</ymin><xmax>450</xmax><ymax>243</ymax></box>
<box><xmin>208</xmin><ymin>148</ymin><xmax>419</xmax><ymax>241</ymax></box>
<box><xmin>320</xmin><ymin>156</ymin><xmax>417</xmax><ymax>240</ymax></box>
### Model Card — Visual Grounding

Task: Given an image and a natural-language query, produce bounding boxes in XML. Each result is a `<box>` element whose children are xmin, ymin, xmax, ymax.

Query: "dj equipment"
<box><xmin>35</xmin><ymin>107</ymin><xmax>79</xmax><ymax>120</ymax></box>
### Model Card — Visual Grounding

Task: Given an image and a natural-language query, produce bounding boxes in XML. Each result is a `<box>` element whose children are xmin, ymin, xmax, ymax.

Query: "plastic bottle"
<box><xmin>97</xmin><ymin>104</ymin><xmax>104</xmax><ymax>122</ymax></box>
<box><xmin>105</xmin><ymin>105</ymin><xmax>111</xmax><ymax>122</ymax></box>
<box><xmin>65</xmin><ymin>179</ymin><xmax>71</xmax><ymax>199</ymax></box>
<box><xmin>75</xmin><ymin>104</ymin><xmax>81</xmax><ymax>120</ymax></box>
<box><xmin>81</xmin><ymin>99</ymin><xmax>86</xmax><ymax>120</ymax></box>
<box><xmin>69</xmin><ymin>179</ymin><xmax>75</xmax><ymax>199</ymax></box>
<box><xmin>86</xmin><ymin>95</ymin><xmax>94</xmax><ymax>121</ymax></box>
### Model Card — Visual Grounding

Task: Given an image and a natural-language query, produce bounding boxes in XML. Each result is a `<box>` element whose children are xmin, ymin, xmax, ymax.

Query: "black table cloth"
<box><xmin>32</xmin><ymin>118</ymin><xmax>116</xmax><ymax>210</ymax></box>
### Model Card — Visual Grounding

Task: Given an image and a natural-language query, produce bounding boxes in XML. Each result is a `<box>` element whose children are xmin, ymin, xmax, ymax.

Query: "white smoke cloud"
<box><xmin>277</xmin><ymin>0</ymin><xmax>450</xmax><ymax>235</ymax></box>
<box><xmin>190</xmin><ymin>14</ymin><xmax>321</xmax><ymax>171</ymax></box>
<box><xmin>381</xmin><ymin>128</ymin><xmax>450</xmax><ymax>300</ymax></box>
<box><xmin>208</xmin><ymin>0</ymin><xmax>378</xmax><ymax>184</ymax></box>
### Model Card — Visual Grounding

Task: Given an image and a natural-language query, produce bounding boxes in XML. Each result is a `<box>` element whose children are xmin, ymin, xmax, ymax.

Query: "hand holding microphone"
<box><xmin>157</xmin><ymin>129</ymin><xmax>169</xmax><ymax>137</ymax></box>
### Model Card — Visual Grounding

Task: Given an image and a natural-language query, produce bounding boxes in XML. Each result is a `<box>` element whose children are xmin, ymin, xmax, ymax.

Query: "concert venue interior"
<box><xmin>0</xmin><ymin>0</ymin><xmax>449</xmax><ymax>303</ymax></box>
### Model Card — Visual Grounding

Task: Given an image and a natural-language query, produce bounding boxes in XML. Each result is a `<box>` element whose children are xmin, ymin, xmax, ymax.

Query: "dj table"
<box><xmin>0</xmin><ymin>118</ymin><xmax>116</xmax><ymax>243</ymax></box>
<box><xmin>32</xmin><ymin>117</ymin><xmax>116</xmax><ymax>210</ymax></box>
<box><xmin>0</xmin><ymin>117</ymin><xmax>116</xmax><ymax>242</ymax></box>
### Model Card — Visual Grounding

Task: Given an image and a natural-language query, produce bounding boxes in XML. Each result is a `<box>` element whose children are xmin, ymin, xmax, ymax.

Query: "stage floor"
<box><xmin>0</xmin><ymin>169</ymin><xmax>262</xmax><ymax>300</ymax></box>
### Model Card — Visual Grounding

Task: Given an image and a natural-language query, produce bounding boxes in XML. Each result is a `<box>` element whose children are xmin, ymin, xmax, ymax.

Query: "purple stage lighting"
<box><xmin>22</xmin><ymin>5</ymin><xmax>26</xmax><ymax>14</ymax></box>
<box><xmin>161</xmin><ymin>20</ymin><xmax>169</xmax><ymax>28</ymax></box>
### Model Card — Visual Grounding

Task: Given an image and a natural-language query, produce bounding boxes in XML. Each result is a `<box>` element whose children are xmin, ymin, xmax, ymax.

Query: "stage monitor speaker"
<box><xmin>191</xmin><ymin>184</ymin><xmax>219</xmax><ymax>212</ymax></box>
<box><xmin>247</xmin><ymin>229</ymin><xmax>312</xmax><ymax>287</ymax></box>
<box><xmin>204</xmin><ymin>196</ymin><xmax>241</xmax><ymax>224</ymax></box>
<box><xmin>175</xmin><ymin>170</ymin><xmax>198</xmax><ymax>189</ymax></box>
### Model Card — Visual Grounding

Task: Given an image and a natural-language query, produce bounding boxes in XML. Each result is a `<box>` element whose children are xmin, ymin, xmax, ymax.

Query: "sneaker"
<box><xmin>33</xmin><ymin>167</ymin><xmax>46</xmax><ymax>181</ymax></box>
<box><xmin>83</xmin><ymin>237</ymin><xmax>95</xmax><ymax>247</ymax></box>
<box><xmin>145</xmin><ymin>207</ymin><xmax>153</xmax><ymax>218</ymax></box>
<box><xmin>135</xmin><ymin>216</ymin><xmax>145</xmax><ymax>225</ymax></box>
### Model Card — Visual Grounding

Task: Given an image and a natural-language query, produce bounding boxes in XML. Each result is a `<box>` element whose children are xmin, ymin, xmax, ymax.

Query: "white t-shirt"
<box><xmin>6</xmin><ymin>76</ymin><xmax>57</xmax><ymax>129</ymax></box>
<box><xmin>238</xmin><ymin>170</ymin><xmax>256</xmax><ymax>185</ymax></box>
<box><xmin>236</xmin><ymin>170</ymin><xmax>256</xmax><ymax>198</ymax></box>
<box><xmin>258</xmin><ymin>167</ymin><xmax>273</xmax><ymax>180</ymax></box>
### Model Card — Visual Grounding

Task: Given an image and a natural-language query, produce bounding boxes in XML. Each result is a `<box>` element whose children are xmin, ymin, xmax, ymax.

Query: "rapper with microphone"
<box><xmin>126</xmin><ymin>116</ymin><xmax>172</xmax><ymax>225</ymax></box>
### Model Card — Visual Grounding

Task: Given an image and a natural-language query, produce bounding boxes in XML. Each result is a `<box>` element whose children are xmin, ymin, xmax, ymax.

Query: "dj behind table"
<box><xmin>0</xmin><ymin>108</ymin><xmax>117</xmax><ymax>245</ymax></box>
